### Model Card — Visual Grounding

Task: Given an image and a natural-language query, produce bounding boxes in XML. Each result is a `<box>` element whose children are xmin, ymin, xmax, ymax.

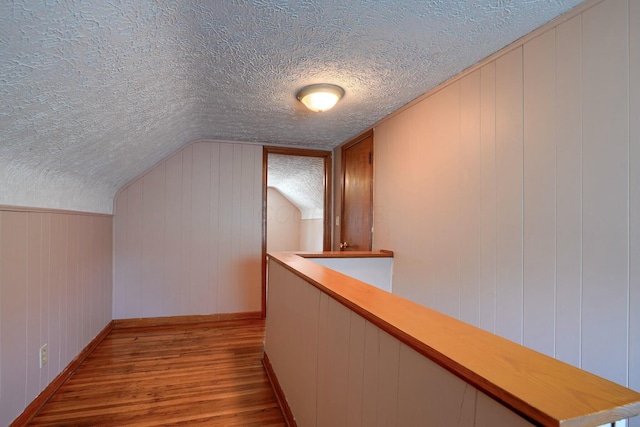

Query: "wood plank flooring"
<box><xmin>27</xmin><ymin>319</ymin><xmax>286</xmax><ymax>426</ymax></box>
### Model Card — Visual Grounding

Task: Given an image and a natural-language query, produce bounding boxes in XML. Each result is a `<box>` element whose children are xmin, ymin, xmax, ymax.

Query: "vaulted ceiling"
<box><xmin>1</xmin><ymin>0</ymin><xmax>583</xmax><ymax>213</ymax></box>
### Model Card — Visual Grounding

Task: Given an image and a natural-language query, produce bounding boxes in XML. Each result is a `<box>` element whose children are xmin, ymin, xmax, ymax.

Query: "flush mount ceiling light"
<box><xmin>296</xmin><ymin>83</ymin><xmax>345</xmax><ymax>112</ymax></box>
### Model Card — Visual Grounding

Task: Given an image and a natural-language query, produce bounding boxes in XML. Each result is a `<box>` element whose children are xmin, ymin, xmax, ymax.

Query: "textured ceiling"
<box><xmin>268</xmin><ymin>154</ymin><xmax>324</xmax><ymax>219</ymax></box>
<box><xmin>0</xmin><ymin>0</ymin><xmax>584</xmax><ymax>213</ymax></box>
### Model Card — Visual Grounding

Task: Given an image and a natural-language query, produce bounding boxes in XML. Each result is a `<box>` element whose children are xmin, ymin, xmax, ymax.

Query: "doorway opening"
<box><xmin>262</xmin><ymin>147</ymin><xmax>332</xmax><ymax>316</ymax></box>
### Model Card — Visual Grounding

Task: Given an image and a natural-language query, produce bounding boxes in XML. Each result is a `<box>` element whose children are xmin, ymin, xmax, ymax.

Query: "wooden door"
<box><xmin>340</xmin><ymin>131</ymin><xmax>373</xmax><ymax>251</ymax></box>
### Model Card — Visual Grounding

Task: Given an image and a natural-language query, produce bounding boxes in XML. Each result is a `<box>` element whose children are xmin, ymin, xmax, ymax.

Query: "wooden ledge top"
<box><xmin>268</xmin><ymin>252</ymin><xmax>640</xmax><ymax>427</ymax></box>
<box><xmin>283</xmin><ymin>250</ymin><xmax>394</xmax><ymax>259</ymax></box>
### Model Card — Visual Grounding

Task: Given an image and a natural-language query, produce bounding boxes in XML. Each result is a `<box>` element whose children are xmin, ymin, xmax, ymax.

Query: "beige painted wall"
<box><xmin>0</xmin><ymin>208</ymin><xmax>113</xmax><ymax>426</ymax></box>
<box><xmin>300</xmin><ymin>218</ymin><xmax>323</xmax><ymax>252</ymax></box>
<box><xmin>113</xmin><ymin>141</ymin><xmax>263</xmax><ymax>319</ymax></box>
<box><xmin>267</xmin><ymin>187</ymin><xmax>301</xmax><ymax>252</ymax></box>
<box><xmin>360</xmin><ymin>0</ymin><xmax>639</xmax><ymax>402</ymax></box>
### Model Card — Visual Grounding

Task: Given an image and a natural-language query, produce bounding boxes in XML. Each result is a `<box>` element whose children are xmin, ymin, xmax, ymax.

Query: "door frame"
<box><xmin>262</xmin><ymin>146</ymin><xmax>332</xmax><ymax>317</ymax></box>
<box><xmin>340</xmin><ymin>129</ymin><xmax>374</xmax><ymax>251</ymax></box>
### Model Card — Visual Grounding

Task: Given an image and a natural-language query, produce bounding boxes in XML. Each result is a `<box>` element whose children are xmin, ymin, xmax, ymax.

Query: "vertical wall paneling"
<box><xmin>241</xmin><ymin>145</ymin><xmax>253</xmax><ymax>306</ymax></box>
<box><xmin>369</xmin><ymin>0</ymin><xmax>639</xmax><ymax>392</ymax></box>
<box><xmin>208</xmin><ymin>143</ymin><xmax>220</xmax><ymax>314</ymax></box>
<box><xmin>113</xmin><ymin>141</ymin><xmax>263</xmax><ymax>319</ymax></box>
<box><xmin>523</xmin><ymin>29</ymin><xmax>557</xmax><ymax>357</ymax></box>
<box><xmin>48</xmin><ymin>213</ymin><xmax>65</xmax><ymax>377</ymax></box>
<box><xmin>432</xmin><ymin>84</ymin><xmax>462</xmax><ymax>319</ymax></box>
<box><xmin>142</xmin><ymin>163</ymin><xmax>166</xmax><ymax>317</ymax></box>
<box><xmin>269</xmin><ymin>271</ymin><xmax>320</xmax><ymax>427</ymax></box>
<box><xmin>126</xmin><ymin>180</ymin><xmax>144</xmax><ymax>318</ymax></box>
<box><xmin>397</xmin><ymin>343</ymin><xmax>477</xmax><ymax>426</ymax></box>
<box><xmin>39</xmin><ymin>213</ymin><xmax>50</xmax><ymax>387</ymax></box>
<box><xmin>374</xmin><ymin>109</ymin><xmax>432</xmax><ymax>304</ymax></box>
<box><xmin>83</xmin><ymin>217</ymin><xmax>91</xmax><ymax>339</ymax></box>
<box><xmin>375</xmin><ymin>330</ymin><xmax>400</xmax><ymax>426</ymax></box>
<box><xmin>253</xmin><ymin>146</ymin><xmax>264</xmax><ymax>309</ymax></box>
<box><xmin>165</xmin><ymin>152</ymin><xmax>183</xmax><ymax>316</ymax></box>
<box><xmin>66</xmin><ymin>214</ymin><xmax>79</xmax><ymax>366</ymax></box>
<box><xmin>629</xmin><ymin>0</ymin><xmax>640</xmax><ymax>403</ymax></box>
<box><xmin>494</xmin><ymin>47</ymin><xmax>524</xmax><ymax>344</ymax></box>
<box><xmin>318</xmin><ymin>297</ymin><xmax>350</xmax><ymax>426</ymax></box>
<box><xmin>26</xmin><ymin>213</ymin><xmax>42</xmax><ymax>401</ymax></box>
<box><xmin>316</xmin><ymin>293</ymin><xmax>330</xmax><ymax>426</ymax></box>
<box><xmin>79</xmin><ymin>216</ymin><xmax>89</xmax><ymax>344</ymax></box>
<box><xmin>217</xmin><ymin>144</ymin><xmax>233</xmax><ymax>314</ymax></box>
<box><xmin>266</xmin><ymin>258</ymin><xmax>548</xmax><ymax>426</ymax></box>
<box><xmin>459</xmin><ymin>69</ymin><xmax>482</xmax><ymax>326</ymax></box>
<box><xmin>410</xmin><ymin>102</ymin><xmax>436</xmax><ymax>308</ymax></box>
<box><xmin>241</xmin><ymin>145</ymin><xmax>261</xmax><ymax>312</ymax></box>
<box><xmin>299</xmin><ymin>278</ymin><xmax>321</xmax><ymax>426</ymax></box>
<box><xmin>555</xmin><ymin>14</ymin><xmax>583</xmax><ymax>368</ymax></box>
<box><xmin>346</xmin><ymin>312</ymin><xmax>365</xmax><ymax>427</ymax></box>
<box><xmin>229</xmin><ymin>144</ymin><xmax>243</xmax><ymax>312</ymax></box>
<box><xmin>190</xmin><ymin>142</ymin><xmax>212</xmax><ymax>314</ymax></box>
<box><xmin>475</xmin><ymin>392</ymin><xmax>534</xmax><ymax>427</ymax></box>
<box><xmin>98</xmin><ymin>217</ymin><xmax>111</xmax><ymax>333</ymax></box>
<box><xmin>581</xmin><ymin>0</ymin><xmax>629</xmax><ymax>386</ymax></box>
<box><xmin>180</xmin><ymin>145</ymin><xmax>193</xmax><ymax>314</ymax></box>
<box><xmin>479</xmin><ymin>62</ymin><xmax>498</xmax><ymax>333</ymax></box>
<box><xmin>361</xmin><ymin>321</ymin><xmax>379</xmax><ymax>426</ymax></box>
<box><xmin>396</xmin><ymin>343</ymin><xmax>432</xmax><ymax>425</ymax></box>
<box><xmin>1</xmin><ymin>212</ymin><xmax>28</xmax><ymax>416</ymax></box>
<box><xmin>113</xmin><ymin>191</ymin><xmax>128</xmax><ymax>319</ymax></box>
<box><xmin>0</xmin><ymin>209</ymin><xmax>112</xmax><ymax>426</ymax></box>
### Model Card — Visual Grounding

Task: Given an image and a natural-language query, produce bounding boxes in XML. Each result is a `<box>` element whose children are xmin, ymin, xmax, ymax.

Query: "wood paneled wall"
<box><xmin>113</xmin><ymin>141</ymin><xmax>263</xmax><ymax>319</ymax></box>
<box><xmin>0</xmin><ymin>208</ymin><xmax>113</xmax><ymax>426</ymax></box>
<box><xmin>265</xmin><ymin>260</ymin><xmax>533</xmax><ymax>427</ymax></box>
<box><xmin>373</xmin><ymin>0</ymin><xmax>639</xmax><ymax>401</ymax></box>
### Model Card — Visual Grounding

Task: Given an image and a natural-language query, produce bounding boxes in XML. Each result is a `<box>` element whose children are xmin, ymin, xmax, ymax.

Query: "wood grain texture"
<box><xmin>297</xmin><ymin>250</ymin><xmax>393</xmax><ymax>258</ymax></box>
<box><xmin>268</xmin><ymin>252</ymin><xmax>640</xmax><ymax>427</ymax></box>
<box><xmin>112</xmin><ymin>312</ymin><xmax>262</xmax><ymax>328</ymax></box>
<box><xmin>26</xmin><ymin>319</ymin><xmax>285</xmax><ymax>427</ymax></box>
<box><xmin>341</xmin><ymin>130</ymin><xmax>374</xmax><ymax>252</ymax></box>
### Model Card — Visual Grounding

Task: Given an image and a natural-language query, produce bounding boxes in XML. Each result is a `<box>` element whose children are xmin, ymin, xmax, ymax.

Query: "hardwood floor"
<box><xmin>27</xmin><ymin>319</ymin><xmax>286</xmax><ymax>426</ymax></box>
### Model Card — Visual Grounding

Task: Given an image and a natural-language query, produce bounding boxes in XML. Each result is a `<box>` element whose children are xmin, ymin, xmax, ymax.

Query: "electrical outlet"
<box><xmin>39</xmin><ymin>344</ymin><xmax>48</xmax><ymax>368</ymax></box>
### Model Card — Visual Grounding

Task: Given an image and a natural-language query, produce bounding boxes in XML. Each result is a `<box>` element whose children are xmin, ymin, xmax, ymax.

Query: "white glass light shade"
<box><xmin>296</xmin><ymin>84</ymin><xmax>345</xmax><ymax>112</ymax></box>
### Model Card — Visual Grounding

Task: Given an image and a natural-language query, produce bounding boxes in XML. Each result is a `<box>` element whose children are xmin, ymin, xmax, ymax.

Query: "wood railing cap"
<box><xmin>268</xmin><ymin>250</ymin><xmax>394</xmax><ymax>259</ymax></box>
<box><xmin>267</xmin><ymin>252</ymin><xmax>640</xmax><ymax>427</ymax></box>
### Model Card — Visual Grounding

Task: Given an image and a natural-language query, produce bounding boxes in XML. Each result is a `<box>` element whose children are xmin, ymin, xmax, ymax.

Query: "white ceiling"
<box><xmin>0</xmin><ymin>0</ymin><xmax>584</xmax><ymax>213</ymax></box>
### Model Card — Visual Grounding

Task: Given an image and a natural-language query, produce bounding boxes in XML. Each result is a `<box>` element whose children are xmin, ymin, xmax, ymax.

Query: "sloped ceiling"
<box><xmin>268</xmin><ymin>154</ymin><xmax>325</xmax><ymax>219</ymax></box>
<box><xmin>0</xmin><ymin>0</ymin><xmax>583</xmax><ymax>213</ymax></box>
